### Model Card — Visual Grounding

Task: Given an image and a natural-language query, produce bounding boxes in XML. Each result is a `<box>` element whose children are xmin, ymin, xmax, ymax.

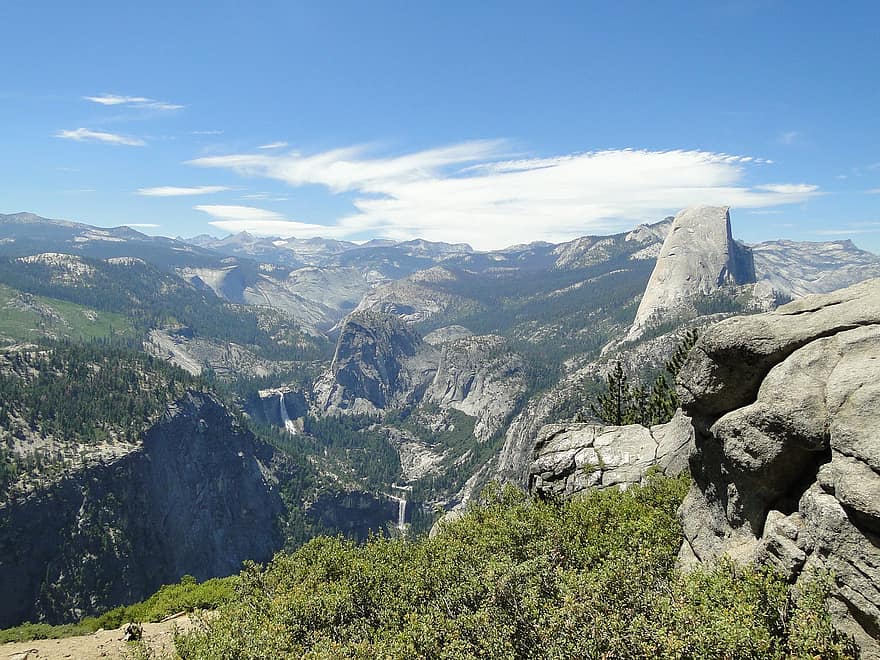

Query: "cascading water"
<box><xmin>387</xmin><ymin>494</ymin><xmax>407</xmax><ymax>533</ymax></box>
<box><xmin>277</xmin><ymin>391</ymin><xmax>297</xmax><ymax>434</ymax></box>
<box><xmin>397</xmin><ymin>497</ymin><xmax>406</xmax><ymax>531</ymax></box>
<box><xmin>389</xmin><ymin>484</ymin><xmax>411</xmax><ymax>535</ymax></box>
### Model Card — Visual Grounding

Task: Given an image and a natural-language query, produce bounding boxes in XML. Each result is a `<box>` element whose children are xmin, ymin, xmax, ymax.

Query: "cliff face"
<box><xmin>425</xmin><ymin>334</ymin><xmax>527</xmax><ymax>443</ymax></box>
<box><xmin>676</xmin><ymin>278</ymin><xmax>880</xmax><ymax>656</ymax></box>
<box><xmin>314</xmin><ymin>311</ymin><xmax>439</xmax><ymax>414</ymax></box>
<box><xmin>0</xmin><ymin>392</ymin><xmax>285</xmax><ymax>628</ymax></box>
<box><xmin>630</xmin><ymin>206</ymin><xmax>755</xmax><ymax>335</ymax></box>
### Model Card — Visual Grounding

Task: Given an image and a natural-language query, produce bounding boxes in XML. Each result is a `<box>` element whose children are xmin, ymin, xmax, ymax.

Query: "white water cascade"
<box><xmin>396</xmin><ymin>496</ymin><xmax>406</xmax><ymax>531</ymax></box>
<box><xmin>278</xmin><ymin>391</ymin><xmax>297</xmax><ymax>434</ymax></box>
<box><xmin>387</xmin><ymin>495</ymin><xmax>407</xmax><ymax>533</ymax></box>
<box><xmin>390</xmin><ymin>484</ymin><xmax>412</xmax><ymax>535</ymax></box>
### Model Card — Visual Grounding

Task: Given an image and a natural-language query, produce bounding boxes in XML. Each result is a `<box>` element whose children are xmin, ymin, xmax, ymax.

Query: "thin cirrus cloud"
<box><xmin>193</xmin><ymin>204</ymin><xmax>346</xmax><ymax>238</ymax></box>
<box><xmin>137</xmin><ymin>185</ymin><xmax>229</xmax><ymax>197</ymax></box>
<box><xmin>84</xmin><ymin>94</ymin><xmax>184</xmax><ymax>111</ymax></box>
<box><xmin>188</xmin><ymin>142</ymin><xmax>822</xmax><ymax>250</ymax></box>
<box><xmin>258</xmin><ymin>141</ymin><xmax>289</xmax><ymax>150</ymax></box>
<box><xmin>813</xmin><ymin>221</ymin><xmax>880</xmax><ymax>236</ymax></box>
<box><xmin>56</xmin><ymin>128</ymin><xmax>145</xmax><ymax>146</ymax></box>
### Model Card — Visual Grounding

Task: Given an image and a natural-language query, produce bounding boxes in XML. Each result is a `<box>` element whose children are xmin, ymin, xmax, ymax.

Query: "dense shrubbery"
<box><xmin>0</xmin><ymin>575</ymin><xmax>234</xmax><ymax>643</ymax></box>
<box><xmin>174</xmin><ymin>474</ymin><xmax>855</xmax><ymax>659</ymax></box>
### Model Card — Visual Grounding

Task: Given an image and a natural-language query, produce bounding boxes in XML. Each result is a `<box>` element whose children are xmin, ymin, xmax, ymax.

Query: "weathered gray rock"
<box><xmin>677</xmin><ymin>278</ymin><xmax>880</xmax><ymax>656</ymax></box>
<box><xmin>752</xmin><ymin>239</ymin><xmax>880</xmax><ymax>300</ymax></box>
<box><xmin>630</xmin><ymin>206</ymin><xmax>755</xmax><ymax>336</ymax></box>
<box><xmin>314</xmin><ymin>311</ymin><xmax>438</xmax><ymax>414</ymax></box>
<box><xmin>425</xmin><ymin>334</ymin><xmax>527</xmax><ymax>442</ymax></box>
<box><xmin>678</xmin><ymin>276</ymin><xmax>880</xmax><ymax>421</ymax></box>
<box><xmin>529</xmin><ymin>410</ymin><xmax>693</xmax><ymax>499</ymax></box>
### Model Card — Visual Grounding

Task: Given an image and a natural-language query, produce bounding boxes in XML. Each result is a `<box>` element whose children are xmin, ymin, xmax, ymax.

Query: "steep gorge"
<box><xmin>0</xmin><ymin>392</ymin><xmax>290</xmax><ymax>628</ymax></box>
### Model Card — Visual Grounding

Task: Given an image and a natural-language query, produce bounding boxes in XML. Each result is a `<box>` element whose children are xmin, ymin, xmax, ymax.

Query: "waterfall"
<box><xmin>278</xmin><ymin>391</ymin><xmax>297</xmax><ymax>434</ymax></box>
<box><xmin>388</xmin><ymin>494</ymin><xmax>407</xmax><ymax>533</ymax></box>
<box><xmin>397</xmin><ymin>497</ymin><xmax>406</xmax><ymax>531</ymax></box>
<box><xmin>389</xmin><ymin>483</ymin><xmax>411</xmax><ymax>534</ymax></box>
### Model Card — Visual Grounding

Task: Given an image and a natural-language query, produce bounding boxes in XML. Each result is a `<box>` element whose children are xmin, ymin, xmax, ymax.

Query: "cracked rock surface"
<box><xmin>528</xmin><ymin>409</ymin><xmax>693</xmax><ymax>498</ymax></box>
<box><xmin>677</xmin><ymin>277</ymin><xmax>880</xmax><ymax>657</ymax></box>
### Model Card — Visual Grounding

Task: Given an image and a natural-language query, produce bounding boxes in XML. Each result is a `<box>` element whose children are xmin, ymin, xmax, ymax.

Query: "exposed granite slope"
<box><xmin>676</xmin><ymin>278</ymin><xmax>880</xmax><ymax>656</ymax></box>
<box><xmin>313</xmin><ymin>311</ymin><xmax>438</xmax><ymax>414</ymax></box>
<box><xmin>629</xmin><ymin>206</ymin><xmax>755</xmax><ymax>336</ymax></box>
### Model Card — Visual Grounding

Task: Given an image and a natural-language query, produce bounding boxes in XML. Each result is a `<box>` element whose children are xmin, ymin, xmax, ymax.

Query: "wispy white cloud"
<box><xmin>188</xmin><ymin>143</ymin><xmax>822</xmax><ymax>249</ymax></box>
<box><xmin>84</xmin><ymin>94</ymin><xmax>184</xmax><ymax>111</ymax></box>
<box><xmin>867</xmin><ymin>188</ymin><xmax>880</xmax><ymax>194</ymax></box>
<box><xmin>137</xmin><ymin>185</ymin><xmax>229</xmax><ymax>197</ymax></box>
<box><xmin>56</xmin><ymin>128</ymin><xmax>145</xmax><ymax>146</ymax></box>
<box><xmin>777</xmin><ymin>130</ymin><xmax>802</xmax><ymax>145</ymax></box>
<box><xmin>240</xmin><ymin>193</ymin><xmax>289</xmax><ymax>201</ymax></box>
<box><xmin>193</xmin><ymin>204</ymin><xmax>345</xmax><ymax>238</ymax></box>
<box><xmin>192</xmin><ymin>130</ymin><xmax>224</xmax><ymax>135</ymax></box>
<box><xmin>258</xmin><ymin>141</ymin><xmax>288</xmax><ymax>150</ymax></box>
<box><xmin>754</xmin><ymin>183</ymin><xmax>819</xmax><ymax>195</ymax></box>
<box><xmin>812</xmin><ymin>221</ymin><xmax>880</xmax><ymax>236</ymax></box>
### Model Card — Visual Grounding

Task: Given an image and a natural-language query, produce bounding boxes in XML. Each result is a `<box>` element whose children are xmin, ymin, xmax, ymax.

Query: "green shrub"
<box><xmin>174</xmin><ymin>474</ymin><xmax>855</xmax><ymax>659</ymax></box>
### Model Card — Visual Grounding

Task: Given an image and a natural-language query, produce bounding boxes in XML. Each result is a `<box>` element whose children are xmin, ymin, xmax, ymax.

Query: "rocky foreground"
<box><xmin>1</xmin><ymin>615</ymin><xmax>193</xmax><ymax>660</ymax></box>
<box><xmin>529</xmin><ymin>277</ymin><xmax>880</xmax><ymax>657</ymax></box>
<box><xmin>678</xmin><ymin>276</ymin><xmax>880</xmax><ymax>656</ymax></box>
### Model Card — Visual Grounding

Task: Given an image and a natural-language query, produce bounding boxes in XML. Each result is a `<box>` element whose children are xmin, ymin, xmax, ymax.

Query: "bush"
<box><xmin>175</xmin><ymin>474</ymin><xmax>855</xmax><ymax>659</ymax></box>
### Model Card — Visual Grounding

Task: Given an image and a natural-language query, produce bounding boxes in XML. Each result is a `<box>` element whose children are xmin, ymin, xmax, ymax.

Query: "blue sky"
<box><xmin>1</xmin><ymin>1</ymin><xmax>878</xmax><ymax>251</ymax></box>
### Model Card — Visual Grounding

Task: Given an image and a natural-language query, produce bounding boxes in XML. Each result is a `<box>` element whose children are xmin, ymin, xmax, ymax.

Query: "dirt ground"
<box><xmin>1</xmin><ymin>614</ymin><xmax>193</xmax><ymax>660</ymax></box>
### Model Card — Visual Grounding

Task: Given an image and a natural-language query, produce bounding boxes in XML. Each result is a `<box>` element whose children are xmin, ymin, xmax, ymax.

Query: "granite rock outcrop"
<box><xmin>529</xmin><ymin>410</ymin><xmax>693</xmax><ymax>499</ymax></box>
<box><xmin>629</xmin><ymin>206</ymin><xmax>755</xmax><ymax>336</ymax></box>
<box><xmin>677</xmin><ymin>278</ymin><xmax>880</xmax><ymax>656</ymax></box>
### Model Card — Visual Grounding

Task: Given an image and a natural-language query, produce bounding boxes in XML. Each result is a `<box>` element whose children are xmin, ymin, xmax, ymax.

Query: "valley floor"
<box><xmin>0</xmin><ymin>615</ymin><xmax>192</xmax><ymax>660</ymax></box>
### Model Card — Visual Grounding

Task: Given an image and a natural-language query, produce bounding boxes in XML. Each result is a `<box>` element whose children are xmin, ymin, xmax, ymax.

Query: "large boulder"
<box><xmin>677</xmin><ymin>277</ymin><xmax>880</xmax><ymax>656</ymax></box>
<box><xmin>529</xmin><ymin>410</ymin><xmax>693</xmax><ymax>499</ymax></box>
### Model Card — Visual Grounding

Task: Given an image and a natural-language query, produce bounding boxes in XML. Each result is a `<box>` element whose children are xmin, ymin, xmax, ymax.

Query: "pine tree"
<box><xmin>586</xmin><ymin>328</ymin><xmax>700</xmax><ymax>427</ymax></box>
<box><xmin>590</xmin><ymin>361</ymin><xmax>633</xmax><ymax>425</ymax></box>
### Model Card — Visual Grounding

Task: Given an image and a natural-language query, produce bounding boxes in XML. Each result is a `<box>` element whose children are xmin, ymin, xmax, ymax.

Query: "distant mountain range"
<box><xmin>2</xmin><ymin>206</ymin><xmax>880</xmax><ymax>630</ymax></box>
